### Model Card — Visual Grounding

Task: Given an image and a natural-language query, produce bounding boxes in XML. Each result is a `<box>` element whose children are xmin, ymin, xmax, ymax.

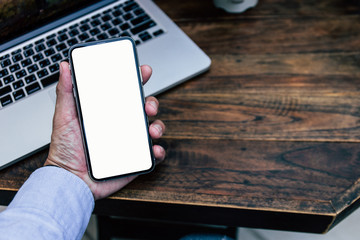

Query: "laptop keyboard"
<box><xmin>0</xmin><ymin>0</ymin><xmax>165</xmax><ymax>109</ymax></box>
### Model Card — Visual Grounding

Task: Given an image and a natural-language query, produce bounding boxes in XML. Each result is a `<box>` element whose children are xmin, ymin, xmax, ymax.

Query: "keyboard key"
<box><xmin>112</xmin><ymin>18</ymin><xmax>122</xmax><ymax>26</ymax></box>
<box><xmin>1</xmin><ymin>95</ymin><xmax>12</xmax><ymax>107</ymax></box>
<box><xmin>56</xmin><ymin>43</ymin><xmax>67</xmax><ymax>52</ymax></box>
<box><xmin>131</xmin><ymin>14</ymin><xmax>150</xmax><ymax>26</ymax></box>
<box><xmin>58</xmin><ymin>29</ymin><xmax>67</xmax><ymax>35</ymax></box>
<box><xmin>13</xmin><ymin>54</ymin><xmax>23</xmax><ymax>62</ymax></box>
<box><xmin>67</xmin><ymin>38</ymin><xmax>79</xmax><ymax>46</ymax></box>
<box><xmin>21</xmin><ymin>58</ymin><xmax>32</xmax><ymax>67</ymax></box>
<box><xmin>44</xmin><ymin>48</ymin><xmax>56</xmax><ymax>56</ymax></box>
<box><xmin>24</xmin><ymin>49</ymin><xmax>35</xmax><ymax>57</ymax></box>
<box><xmin>82</xmin><ymin>19</ymin><xmax>91</xmax><ymax>25</ymax></box>
<box><xmin>13</xmin><ymin>80</ymin><xmax>24</xmax><ymax>89</ymax></box>
<box><xmin>58</xmin><ymin>34</ymin><xmax>69</xmax><ymax>42</ymax></box>
<box><xmin>46</xmin><ymin>38</ymin><xmax>57</xmax><ymax>47</ymax></box>
<box><xmin>51</xmin><ymin>54</ymin><xmax>62</xmax><ymax>63</ymax></box>
<box><xmin>23</xmin><ymin>44</ymin><xmax>33</xmax><ymax>50</ymax></box>
<box><xmin>120</xmin><ymin>32</ymin><xmax>130</xmax><ymax>37</ymax></box>
<box><xmin>102</xmin><ymin>15</ymin><xmax>112</xmax><ymax>22</ymax></box>
<box><xmin>62</xmin><ymin>50</ymin><xmax>69</xmax><ymax>58</ymax></box>
<box><xmin>15</xmin><ymin>70</ymin><xmax>26</xmax><ymax>79</ymax></box>
<box><xmin>0</xmin><ymin>85</ymin><xmax>12</xmax><ymax>97</ymax></box>
<box><xmin>120</xmin><ymin>23</ymin><xmax>131</xmax><ymax>31</ymax></box>
<box><xmin>0</xmin><ymin>54</ymin><xmax>10</xmax><ymax>60</ymax></box>
<box><xmin>9</xmin><ymin>64</ymin><xmax>20</xmax><ymax>72</ymax></box>
<box><xmin>33</xmin><ymin>53</ymin><xmax>44</xmax><ymax>62</ymax></box>
<box><xmin>133</xmin><ymin>8</ymin><xmax>144</xmax><ymax>16</ymax></box>
<box><xmin>103</xmin><ymin>9</ymin><xmax>112</xmax><ymax>14</ymax></box>
<box><xmin>123</xmin><ymin>13</ymin><xmax>133</xmax><ymax>20</ymax></box>
<box><xmin>101</xmin><ymin>23</ymin><xmax>112</xmax><ymax>31</ymax></box>
<box><xmin>3</xmin><ymin>75</ymin><xmax>15</xmax><ymax>84</ymax></box>
<box><xmin>1</xmin><ymin>59</ymin><xmax>11</xmax><ymax>68</ymax></box>
<box><xmin>123</xmin><ymin>2</ymin><xmax>139</xmax><ymax>12</ymax></box>
<box><xmin>37</xmin><ymin>69</ymin><xmax>49</xmax><ymax>78</ymax></box>
<box><xmin>108</xmin><ymin>28</ymin><xmax>119</xmax><ymax>36</ymax></box>
<box><xmin>11</xmin><ymin>49</ymin><xmax>21</xmax><ymax>55</ymax></box>
<box><xmin>69</xmin><ymin>29</ymin><xmax>79</xmax><ymax>37</ymax></box>
<box><xmin>78</xmin><ymin>33</ymin><xmax>90</xmax><ymax>41</ymax></box>
<box><xmin>35</xmin><ymin>44</ymin><xmax>46</xmax><ymax>52</ymax></box>
<box><xmin>91</xmin><ymin>13</ymin><xmax>101</xmax><ymax>19</ymax></box>
<box><xmin>46</xmin><ymin>34</ymin><xmax>56</xmax><ymax>39</ymax></box>
<box><xmin>139</xmin><ymin>32</ymin><xmax>152</xmax><ymax>42</ymax></box>
<box><xmin>49</xmin><ymin>63</ymin><xmax>59</xmax><ymax>73</ymax></box>
<box><xmin>13</xmin><ymin>89</ymin><xmax>26</xmax><ymax>101</ymax></box>
<box><xmin>97</xmin><ymin>33</ymin><xmax>108</xmax><ymax>40</ymax></box>
<box><xmin>28</xmin><ymin>64</ymin><xmax>39</xmax><ymax>73</ymax></box>
<box><xmin>90</xmin><ymin>19</ymin><xmax>101</xmax><ymax>27</ymax></box>
<box><xmin>153</xmin><ymin>29</ymin><xmax>164</xmax><ymax>36</ymax></box>
<box><xmin>90</xmin><ymin>28</ymin><xmax>100</xmax><ymax>36</ymax></box>
<box><xmin>41</xmin><ymin>72</ymin><xmax>59</xmax><ymax>88</ymax></box>
<box><xmin>0</xmin><ymin>69</ymin><xmax>9</xmax><ymax>78</ymax></box>
<box><xmin>39</xmin><ymin>59</ymin><xmax>51</xmax><ymax>68</ymax></box>
<box><xmin>25</xmin><ymin>74</ymin><xmax>37</xmax><ymax>84</ymax></box>
<box><xmin>114</xmin><ymin>3</ymin><xmax>123</xmax><ymax>9</ymax></box>
<box><xmin>25</xmin><ymin>82</ymin><xmax>41</xmax><ymax>95</ymax></box>
<box><xmin>35</xmin><ymin>39</ymin><xmax>44</xmax><ymax>45</ymax></box>
<box><xmin>80</xmin><ymin>24</ymin><xmax>90</xmax><ymax>32</ymax></box>
<box><xmin>112</xmin><ymin>9</ymin><xmax>122</xmax><ymax>17</ymax></box>
<box><xmin>131</xmin><ymin>20</ymin><xmax>156</xmax><ymax>35</ymax></box>
<box><xmin>70</xmin><ymin>23</ymin><xmax>79</xmax><ymax>29</ymax></box>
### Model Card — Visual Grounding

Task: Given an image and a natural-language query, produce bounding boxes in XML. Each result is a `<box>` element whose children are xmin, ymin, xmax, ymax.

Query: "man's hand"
<box><xmin>44</xmin><ymin>62</ymin><xmax>166</xmax><ymax>200</ymax></box>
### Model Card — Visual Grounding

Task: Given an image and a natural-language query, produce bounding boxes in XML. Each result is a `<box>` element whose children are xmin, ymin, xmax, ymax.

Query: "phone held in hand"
<box><xmin>69</xmin><ymin>38</ymin><xmax>154</xmax><ymax>181</ymax></box>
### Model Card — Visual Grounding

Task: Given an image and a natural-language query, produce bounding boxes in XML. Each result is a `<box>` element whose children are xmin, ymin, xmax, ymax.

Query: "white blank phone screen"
<box><xmin>71</xmin><ymin>39</ymin><xmax>153</xmax><ymax>180</ymax></box>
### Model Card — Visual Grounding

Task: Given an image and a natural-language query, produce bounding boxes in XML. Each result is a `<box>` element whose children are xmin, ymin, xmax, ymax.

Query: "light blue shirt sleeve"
<box><xmin>0</xmin><ymin>166</ymin><xmax>94</xmax><ymax>240</ymax></box>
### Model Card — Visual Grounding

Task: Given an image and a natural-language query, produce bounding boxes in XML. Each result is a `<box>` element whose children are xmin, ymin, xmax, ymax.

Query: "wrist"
<box><xmin>44</xmin><ymin>157</ymin><xmax>61</xmax><ymax>168</ymax></box>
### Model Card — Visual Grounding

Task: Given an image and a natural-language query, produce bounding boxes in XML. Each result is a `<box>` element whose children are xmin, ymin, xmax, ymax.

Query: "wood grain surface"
<box><xmin>1</xmin><ymin>0</ymin><xmax>360</xmax><ymax>233</ymax></box>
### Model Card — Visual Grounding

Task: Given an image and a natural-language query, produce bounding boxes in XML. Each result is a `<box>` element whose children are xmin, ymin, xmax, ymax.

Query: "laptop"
<box><xmin>0</xmin><ymin>0</ymin><xmax>211</xmax><ymax>169</ymax></box>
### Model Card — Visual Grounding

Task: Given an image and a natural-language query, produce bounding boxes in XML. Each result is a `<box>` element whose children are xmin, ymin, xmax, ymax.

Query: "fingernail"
<box><xmin>159</xmin><ymin>146</ymin><xmax>165</xmax><ymax>155</ymax></box>
<box><xmin>149</xmin><ymin>100</ymin><xmax>157</xmax><ymax>111</ymax></box>
<box><xmin>153</xmin><ymin>124</ymin><xmax>163</xmax><ymax>137</ymax></box>
<box><xmin>59</xmin><ymin>63</ymin><xmax>63</xmax><ymax>75</ymax></box>
<box><xmin>155</xmin><ymin>145</ymin><xmax>165</xmax><ymax>162</ymax></box>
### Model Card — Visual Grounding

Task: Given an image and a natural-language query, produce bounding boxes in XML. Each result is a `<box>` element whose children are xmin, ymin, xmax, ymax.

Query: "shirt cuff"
<box><xmin>9</xmin><ymin>166</ymin><xmax>95</xmax><ymax>240</ymax></box>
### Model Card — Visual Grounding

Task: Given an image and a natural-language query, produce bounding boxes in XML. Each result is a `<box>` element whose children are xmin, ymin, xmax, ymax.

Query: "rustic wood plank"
<box><xmin>156</xmin><ymin>73</ymin><xmax>360</xmax><ymax>141</ymax></box>
<box><xmin>179</xmin><ymin>18</ymin><xmax>360</xmax><ymax>56</ymax></box>
<box><xmin>110</xmin><ymin>139</ymin><xmax>360</xmax><ymax>210</ymax></box>
<box><xmin>3</xmin><ymin>139</ymin><xmax>360</xmax><ymax>214</ymax></box>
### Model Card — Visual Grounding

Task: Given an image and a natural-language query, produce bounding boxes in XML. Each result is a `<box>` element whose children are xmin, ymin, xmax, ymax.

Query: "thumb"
<box><xmin>57</xmin><ymin>62</ymin><xmax>73</xmax><ymax>95</ymax></box>
<box><xmin>53</xmin><ymin>62</ymin><xmax>77</xmax><ymax>126</ymax></box>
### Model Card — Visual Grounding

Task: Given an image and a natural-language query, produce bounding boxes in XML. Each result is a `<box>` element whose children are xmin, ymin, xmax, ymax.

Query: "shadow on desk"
<box><xmin>83</xmin><ymin>206</ymin><xmax>360</xmax><ymax>240</ymax></box>
<box><xmin>96</xmin><ymin>216</ymin><xmax>237</xmax><ymax>240</ymax></box>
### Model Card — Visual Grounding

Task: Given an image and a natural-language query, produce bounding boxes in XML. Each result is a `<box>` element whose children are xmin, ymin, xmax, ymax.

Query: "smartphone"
<box><xmin>69</xmin><ymin>38</ymin><xmax>154</xmax><ymax>181</ymax></box>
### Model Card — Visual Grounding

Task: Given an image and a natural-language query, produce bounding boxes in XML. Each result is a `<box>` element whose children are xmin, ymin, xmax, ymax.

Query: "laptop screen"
<box><xmin>0</xmin><ymin>0</ymin><xmax>100</xmax><ymax>45</ymax></box>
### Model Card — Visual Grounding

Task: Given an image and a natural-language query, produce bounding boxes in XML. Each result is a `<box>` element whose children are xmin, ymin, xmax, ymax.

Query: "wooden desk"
<box><xmin>1</xmin><ymin>0</ymin><xmax>360</xmax><ymax>234</ymax></box>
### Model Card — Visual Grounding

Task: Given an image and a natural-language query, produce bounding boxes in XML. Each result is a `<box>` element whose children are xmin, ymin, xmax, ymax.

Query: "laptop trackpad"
<box><xmin>48</xmin><ymin>87</ymin><xmax>57</xmax><ymax>104</ymax></box>
<box><xmin>0</xmin><ymin>87</ymin><xmax>56</xmax><ymax>167</ymax></box>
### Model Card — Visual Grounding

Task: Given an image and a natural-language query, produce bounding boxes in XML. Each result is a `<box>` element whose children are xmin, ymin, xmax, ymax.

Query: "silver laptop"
<box><xmin>0</xmin><ymin>0</ymin><xmax>211</xmax><ymax>169</ymax></box>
